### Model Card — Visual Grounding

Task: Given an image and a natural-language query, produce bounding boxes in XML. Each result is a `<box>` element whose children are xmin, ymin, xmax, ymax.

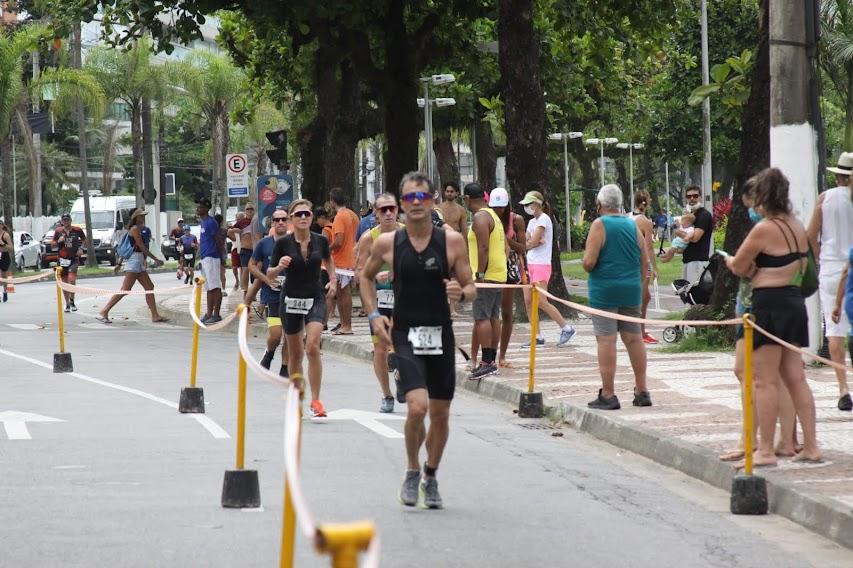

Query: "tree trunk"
<box><xmin>382</xmin><ymin>1</ymin><xmax>419</xmax><ymax>195</ymax></box>
<box><xmin>498</xmin><ymin>0</ymin><xmax>572</xmax><ymax>312</ymax></box>
<box><xmin>433</xmin><ymin>128</ymin><xmax>459</xmax><ymax>189</ymax></box>
<box><xmin>14</xmin><ymin>106</ymin><xmax>37</xmax><ymax>216</ymax></box>
<box><xmin>708</xmin><ymin>0</ymin><xmax>770</xmax><ymax>311</ymax></box>
<box><xmin>141</xmin><ymin>96</ymin><xmax>155</xmax><ymax>205</ymax></box>
<box><xmin>0</xmin><ymin>134</ymin><xmax>11</xmax><ymax>219</ymax></box>
<box><xmin>296</xmin><ymin>116</ymin><xmax>326</xmax><ymax>206</ymax></box>
<box><xmin>212</xmin><ymin>109</ymin><xmax>229</xmax><ymax>215</ymax></box>
<box><xmin>323</xmin><ymin>60</ymin><xmax>360</xmax><ymax>203</ymax></box>
<box><xmin>474</xmin><ymin>120</ymin><xmax>497</xmax><ymax>192</ymax></box>
<box><xmin>74</xmin><ymin>22</ymin><xmax>97</xmax><ymax>268</ymax></box>
<box><xmin>131</xmin><ymin>101</ymin><xmax>143</xmax><ymax>208</ymax></box>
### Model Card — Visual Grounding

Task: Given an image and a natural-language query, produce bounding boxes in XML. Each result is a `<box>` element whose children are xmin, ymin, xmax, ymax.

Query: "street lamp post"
<box><xmin>584</xmin><ymin>137</ymin><xmax>619</xmax><ymax>187</ymax></box>
<box><xmin>616</xmin><ymin>142</ymin><xmax>644</xmax><ymax>209</ymax></box>
<box><xmin>419</xmin><ymin>74</ymin><xmax>456</xmax><ymax>185</ymax></box>
<box><xmin>548</xmin><ymin>131</ymin><xmax>584</xmax><ymax>251</ymax></box>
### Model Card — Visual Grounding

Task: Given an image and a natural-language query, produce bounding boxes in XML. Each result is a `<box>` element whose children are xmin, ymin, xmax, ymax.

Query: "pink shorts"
<box><xmin>527</xmin><ymin>263</ymin><xmax>552</xmax><ymax>284</ymax></box>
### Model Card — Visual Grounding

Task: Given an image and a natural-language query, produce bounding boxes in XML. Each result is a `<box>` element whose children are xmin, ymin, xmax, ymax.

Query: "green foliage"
<box><xmin>658</xmin><ymin>325</ymin><xmax>735</xmax><ymax>353</ymax></box>
<box><xmin>33</xmin><ymin>67</ymin><xmax>106</xmax><ymax>121</ymax></box>
<box><xmin>713</xmin><ymin>215</ymin><xmax>728</xmax><ymax>250</ymax></box>
<box><xmin>688</xmin><ymin>49</ymin><xmax>753</xmax><ymax>125</ymax></box>
<box><xmin>569</xmin><ymin>222</ymin><xmax>590</xmax><ymax>251</ymax></box>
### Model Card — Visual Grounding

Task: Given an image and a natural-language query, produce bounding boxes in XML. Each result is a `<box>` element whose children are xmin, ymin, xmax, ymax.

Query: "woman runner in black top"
<box><xmin>360</xmin><ymin>171</ymin><xmax>477</xmax><ymax>510</ymax></box>
<box><xmin>268</xmin><ymin>199</ymin><xmax>337</xmax><ymax>418</ymax></box>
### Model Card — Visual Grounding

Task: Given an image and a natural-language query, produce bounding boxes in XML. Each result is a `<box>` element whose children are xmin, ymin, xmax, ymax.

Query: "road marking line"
<box><xmin>54</xmin><ymin>465</ymin><xmax>86</xmax><ymax>470</ymax></box>
<box><xmin>241</xmin><ymin>506</ymin><xmax>265</xmax><ymax>512</ymax></box>
<box><xmin>0</xmin><ymin>348</ymin><xmax>230</xmax><ymax>440</ymax></box>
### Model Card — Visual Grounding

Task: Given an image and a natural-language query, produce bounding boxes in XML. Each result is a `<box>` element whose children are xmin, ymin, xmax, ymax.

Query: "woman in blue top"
<box><xmin>582</xmin><ymin>184</ymin><xmax>650</xmax><ymax>410</ymax></box>
<box><xmin>97</xmin><ymin>208</ymin><xmax>167</xmax><ymax>324</ymax></box>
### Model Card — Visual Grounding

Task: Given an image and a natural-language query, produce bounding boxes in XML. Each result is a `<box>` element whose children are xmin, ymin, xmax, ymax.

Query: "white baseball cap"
<box><xmin>489</xmin><ymin>187</ymin><xmax>509</xmax><ymax>207</ymax></box>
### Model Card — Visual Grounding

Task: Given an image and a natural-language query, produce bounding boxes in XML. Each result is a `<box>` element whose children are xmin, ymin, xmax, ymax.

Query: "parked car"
<box><xmin>13</xmin><ymin>231</ymin><xmax>40</xmax><ymax>270</ymax></box>
<box><xmin>161</xmin><ymin>236</ymin><xmax>179</xmax><ymax>260</ymax></box>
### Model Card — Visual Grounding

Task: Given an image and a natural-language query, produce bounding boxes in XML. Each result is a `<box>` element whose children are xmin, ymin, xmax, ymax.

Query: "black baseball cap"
<box><xmin>61</xmin><ymin>213</ymin><xmax>71</xmax><ymax>220</ymax></box>
<box><xmin>196</xmin><ymin>197</ymin><xmax>212</xmax><ymax>209</ymax></box>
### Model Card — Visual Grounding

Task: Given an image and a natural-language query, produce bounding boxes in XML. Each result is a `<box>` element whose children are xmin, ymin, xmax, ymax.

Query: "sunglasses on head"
<box><xmin>292</xmin><ymin>210</ymin><xmax>312</xmax><ymax>218</ymax></box>
<box><xmin>272</xmin><ymin>216</ymin><xmax>288</xmax><ymax>223</ymax></box>
<box><xmin>378</xmin><ymin>205</ymin><xmax>397</xmax><ymax>214</ymax></box>
<box><xmin>400</xmin><ymin>191</ymin><xmax>433</xmax><ymax>203</ymax></box>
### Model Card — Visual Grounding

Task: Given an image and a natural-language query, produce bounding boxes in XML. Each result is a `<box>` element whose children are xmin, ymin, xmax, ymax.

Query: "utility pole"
<box><xmin>31</xmin><ymin>50</ymin><xmax>42</xmax><ymax>217</ymax></box>
<box><xmin>73</xmin><ymin>23</ymin><xmax>96</xmax><ymax>268</ymax></box>
<box><xmin>769</xmin><ymin>0</ymin><xmax>821</xmax><ymax>351</ymax></box>
<box><xmin>700</xmin><ymin>0</ymin><xmax>713</xmax><ymax>215</ymax></box>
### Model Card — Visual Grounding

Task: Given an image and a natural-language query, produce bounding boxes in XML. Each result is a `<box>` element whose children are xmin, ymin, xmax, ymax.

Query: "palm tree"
<box><xmin>821</xmin><ymin>0</ymin><xmax>853</xmax><ymax>150</ymax></box>
<box><xmin>170</xmin><ymin>51</ymin><xmax>245</xmax><ymax>214</ymax></box>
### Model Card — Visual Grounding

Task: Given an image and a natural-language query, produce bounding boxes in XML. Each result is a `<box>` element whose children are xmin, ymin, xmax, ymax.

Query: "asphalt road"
<box><xmin>1</xmin><ymin>273</ymin><xmax>851</xmax><ymax>567</ymax></box>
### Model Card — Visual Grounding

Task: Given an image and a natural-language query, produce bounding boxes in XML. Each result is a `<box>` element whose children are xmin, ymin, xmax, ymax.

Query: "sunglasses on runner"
<box><xmin>400</xmin><ymin>191</ymin><xmax>433</xmax><ymax>203</ymax></box>
<box><xmin>272</xmin><ymin>217</ymin><xmax>288</xmax><ymax>223</ymax></box>
<box><xmin>292</xmin><ymin>210</ymin><xmax>312</xmax><ymax>218</ymax></box>
<box><xmin>378</xmin><ymin>205</ymin><xmax>398</xmax><ymax>214</ymax></box>
<box><xmin>686</xmin><ymin>193</ymin><xmax>700</xmax><ymax>199</ymax></box>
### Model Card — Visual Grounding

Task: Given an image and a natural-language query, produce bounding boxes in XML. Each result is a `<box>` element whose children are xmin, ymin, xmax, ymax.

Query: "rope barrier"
<box><xmin>749</xmin><ymin>320</ymin><xmax>853</xmax><ymax>373</ymax></box>
<box><xmin>0</xmin><ymin>270</ymin><xmax>54</xmax><ymax>284</ymax></box>
<box><xmin>185</xmin><ymin>288</ymin><xmax>239</xmax><ymax>331</ymax></box>
<box><xmin>236</xmin><ymin>306</ymin><xmax>290</xmax><ymax>388</ymax></box>
<box><xmin>56</xmin><ymin>278</ymin><xmax>193</xmax><ymax>297</ymax></box>
<box><xmin>283</xmin><ymin>381</ymin><xmax>317</xmax><ymax>538</ymax></box>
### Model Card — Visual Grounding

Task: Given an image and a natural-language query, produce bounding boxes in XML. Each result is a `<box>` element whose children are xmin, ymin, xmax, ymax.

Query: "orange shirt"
<box><xmin>331</xmin><ymin>207</ymin><xmax>359</xmax><ymax>269</ymax></box>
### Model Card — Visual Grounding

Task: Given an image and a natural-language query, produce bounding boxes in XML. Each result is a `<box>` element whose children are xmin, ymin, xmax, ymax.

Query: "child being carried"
<box><xmin>659</xmin><ymin>213</ymin><xmax>695</xmax><ymax>262</ymax></box>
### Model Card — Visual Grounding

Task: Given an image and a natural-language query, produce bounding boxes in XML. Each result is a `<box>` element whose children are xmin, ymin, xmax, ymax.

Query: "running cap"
<box><xmin>489</xmin><ymin>187</ymin><xmax>509</xmax><ymax>207</ymax></box>
<box><xmin>519</xmin><ymin>190</ymin><xmax>544</xmax><ymax>205</ymax></box>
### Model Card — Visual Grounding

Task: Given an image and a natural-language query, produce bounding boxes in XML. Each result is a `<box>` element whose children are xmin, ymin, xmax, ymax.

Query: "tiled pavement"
<box><xmin>159</xmin><ymin>287</ymin><xmax>853</xmax><ymax>547</ymax></box>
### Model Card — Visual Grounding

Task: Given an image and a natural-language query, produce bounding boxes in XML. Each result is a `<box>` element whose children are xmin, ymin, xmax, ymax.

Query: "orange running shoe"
<box><xmin>310</xmin><ymin>400</ymin><xmax>327</xmax><ymax>418</ymax></box>
<box><xmin>642</xmin><ymin>332</ymin><xmax>659</xmax><ymax>344</ymax></box>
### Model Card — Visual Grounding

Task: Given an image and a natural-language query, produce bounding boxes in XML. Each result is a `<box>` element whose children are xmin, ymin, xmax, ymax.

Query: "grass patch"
<box><xmin>663</xmin><ymin>309</ymin><xmax>687</xmax><ymax>320</ymax></box>
<box><xmin>562</xmin><ymin>254</ymin><xmax>684</xmax><ymax>286</ymax></box>
<box><xmin>559</xmin><ymin>251</ymin><xmax>584</xmax><ymax>261</ymax></box>
<box><xmin>658</xmin><ymin>326</ymin><xmax>734</xmax><ymax>353</ymax></box>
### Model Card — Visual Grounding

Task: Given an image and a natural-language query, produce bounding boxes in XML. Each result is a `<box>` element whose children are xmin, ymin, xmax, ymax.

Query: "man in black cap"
<box><xmin>53</xmin><ymin>213</ymin><xmax>86</xmax><ymax>312</ymax></box>
<box><xmin>197</xmin><ymin>197</ymin><xmax>224</xmax><ymax>323</ymax></box>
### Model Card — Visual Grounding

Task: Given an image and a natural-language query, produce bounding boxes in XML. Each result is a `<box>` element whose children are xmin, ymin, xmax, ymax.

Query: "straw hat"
<box><xmin>827</xmin><ymin>152</ymin><xmax>853</xmax><ymax>176</ymax></box>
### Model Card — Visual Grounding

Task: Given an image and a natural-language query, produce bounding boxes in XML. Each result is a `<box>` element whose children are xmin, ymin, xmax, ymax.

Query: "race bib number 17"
<box><xmin>377</xmin><ymin>289</ymin><xmax>394</xmax><ymax>309</ymax></box>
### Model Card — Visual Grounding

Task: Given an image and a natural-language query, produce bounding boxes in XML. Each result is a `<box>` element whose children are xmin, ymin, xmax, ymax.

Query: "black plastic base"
<box><xmin>179</xmin><ymin>387</ymin><xmax>205</xmax><ymax>413</ymax></box>
<box><xmin>53</xmin><ymin>352</ymin><xmax>73</xmax><ymax>373</ymax></box>
<box><xmin>518</xmin><ymin>392</ymin><xmax>544</xmax><ymax>418</ymax></box>
<box><xmin>730</xmin><ymin>474</ymin><xmax>768</xmax><ymax>515</ymax></box>
<box><xmin>221</xmin><ymin>469</ymin><xmax>261</xmax><ymax>508</ymax></box>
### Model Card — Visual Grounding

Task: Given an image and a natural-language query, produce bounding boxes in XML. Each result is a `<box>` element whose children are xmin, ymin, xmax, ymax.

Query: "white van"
<box><xmin>70</xmin><ymin>196</ymin><xmax>138</xmax><ymax>266</ymax></box>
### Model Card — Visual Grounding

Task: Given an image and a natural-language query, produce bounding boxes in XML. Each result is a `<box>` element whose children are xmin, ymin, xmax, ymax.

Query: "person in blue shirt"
<box><xmin>198</xmin><ymin>197</ymin><xmax>224</xmax><ymax>323</ymax></box>
<box><xmin>356</xmin><ymin>209</ymin><xmax>377</xmax><ymax>241</ymax></box>
<box><xmin>179</xmin><ymin>226</ymin><xmax>198</xmax><ymax>284</ymax></box>
<box><xmin>832</xmin><ymin>245</ymin><xmax>853</xmax><ymax>378</ymax></box>
<box><xmin>249</xmin><ymin>208</ymin><xmax>290</xmax><ymax>375</ymax></box>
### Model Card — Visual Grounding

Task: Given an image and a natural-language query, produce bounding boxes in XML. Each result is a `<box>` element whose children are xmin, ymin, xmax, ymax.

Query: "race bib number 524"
<box><xmin>407</xmin><ymin>326</ymin><xmax>443</xmax><ymax>355</ymax></box>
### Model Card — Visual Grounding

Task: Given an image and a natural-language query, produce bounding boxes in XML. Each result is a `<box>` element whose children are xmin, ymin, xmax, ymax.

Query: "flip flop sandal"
<box><xmin>332</xmin><ymin>330</ymin><xmax>354</xmax><ymax>336</ymax></box>
<box><xmin>95</xmin><ymin>316</ymin><xmax>112</xmax><ymax>324</ymax></box>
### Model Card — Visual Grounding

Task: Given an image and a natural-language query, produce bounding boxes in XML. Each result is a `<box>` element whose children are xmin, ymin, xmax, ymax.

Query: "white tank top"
<box><xmin>820</xmin><ymin>186</ymin><xmax>853</xmax><ymax>264</ymax></box>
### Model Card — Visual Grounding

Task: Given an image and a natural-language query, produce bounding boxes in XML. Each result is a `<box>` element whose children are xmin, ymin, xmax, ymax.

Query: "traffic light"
<box><xmin>265</xmin><ymin>129</ymin><xmax>288</xmax><ymax>170</ymax></box>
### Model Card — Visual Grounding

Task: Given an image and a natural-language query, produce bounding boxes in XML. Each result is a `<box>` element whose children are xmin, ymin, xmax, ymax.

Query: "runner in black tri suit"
<box><xmin>360</xmin><ymin>171</ymin><xmax>477</xmax><ymax>510</ymax></box>
<box><xmin>268</xmin><ymin>199</ymin><xmax>337</xmax><ymax>418</ymax></box>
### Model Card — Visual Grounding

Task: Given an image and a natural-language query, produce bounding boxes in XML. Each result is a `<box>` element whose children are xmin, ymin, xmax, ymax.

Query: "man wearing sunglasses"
<box><xmin>249</xmin><ymin>209</ymin><xmax>290</xmax><ymax>376</ymax></box>
<box><xmin>356</xmin><ymin>193</ymin><xmax>404</xmax><ymax>413</ymax></box>
<box><xmin>677</xmin><ymin>185</ymin><xmax>713</xmax><ymax>283</ymax></box>
<box><xmin>361</xmin><ymin>172</ymin><xmax>477</xmax><ymax>510</ymax></box>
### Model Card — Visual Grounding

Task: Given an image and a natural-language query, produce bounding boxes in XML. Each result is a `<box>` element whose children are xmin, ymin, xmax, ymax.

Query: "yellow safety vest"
<box><xmin>468</xmin><ymin>207</ymin><xmax>507</xmax><ymax>282</ymax></box>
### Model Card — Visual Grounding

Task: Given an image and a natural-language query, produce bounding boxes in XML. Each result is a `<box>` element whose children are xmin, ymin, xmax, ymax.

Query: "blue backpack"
<box><xmin>116</xmin><ymin>232</ymin><xmax>134</xmax><ymax>260</ymax></box>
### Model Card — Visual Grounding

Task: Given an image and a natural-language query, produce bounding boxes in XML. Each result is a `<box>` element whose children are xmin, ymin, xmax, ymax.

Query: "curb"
<box><xmin>156</xmin><ymin>301</ymin><xmax>853</xmax><ymax>550</ymax></box>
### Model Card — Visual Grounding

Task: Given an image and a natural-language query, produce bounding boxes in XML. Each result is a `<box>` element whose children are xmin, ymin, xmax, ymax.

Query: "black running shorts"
<box><xmin>282</xmin><ymin>294</ymin><xmax>327</xmax><ymax>335</ymax></box>
<box><xmin>391</xmin><ymin>325</ymin><xmax>456</xmax><ymax>400</ymax></box>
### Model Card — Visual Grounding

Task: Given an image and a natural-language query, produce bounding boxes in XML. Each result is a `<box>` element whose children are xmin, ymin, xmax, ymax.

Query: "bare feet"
<box><xmin>498</xmin><ymin>359</ymin><xmax>514</xmax><ymax>368</ymax></box>
<box><xmin>151</xmin><ymin>316</ymin><xmax>170</xmax><ymax>323</ymax></box>
<box><xmin>734</xmin><ymin>450</ymin><xmax>777</xmax><ymax>469</ymax></box>
<box><xmin>774</xmin><ymin>442</ymin><xmax>804</xmax><ymax>457</ymax></box>
<box><xmin>718</xmin><ymin>449</ymin><xmax>745</xmax><ymax>462</ymax></box>
<box><xmin>792</xmin><ymin>449</ymin><xmax>824</xmax><ymax>464</ymax></box>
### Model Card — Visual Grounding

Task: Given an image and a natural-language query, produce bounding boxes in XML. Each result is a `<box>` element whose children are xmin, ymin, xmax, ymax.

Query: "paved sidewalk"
<box><xmin>157</xmin><ymin>287</ymin><xmax>853</xmax><ymax>549</ymax></box>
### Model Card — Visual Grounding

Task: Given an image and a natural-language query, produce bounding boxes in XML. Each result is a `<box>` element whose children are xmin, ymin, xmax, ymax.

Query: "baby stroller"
<box><xmin>662</xmin><ymin>254</ymin><xmax>721</xmax><ymax>343</ymax></box>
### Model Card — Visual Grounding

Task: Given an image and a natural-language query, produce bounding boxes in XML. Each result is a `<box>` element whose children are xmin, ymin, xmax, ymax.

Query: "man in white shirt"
<box><xmin>807</xmin><ymin>152</ymin><xmax>853</xmax><ymax>411</ymax></box>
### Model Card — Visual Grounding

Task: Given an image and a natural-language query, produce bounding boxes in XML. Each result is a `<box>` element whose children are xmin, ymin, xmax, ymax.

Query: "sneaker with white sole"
<box><xmin>557</xmin><ymin>326</ymin><xmax>576</xmax><ymax>346</ymax></box>
<box><xmin>399</xmin><ymin>470</ymin><xmax>420</xmax><ymax>506</ymax></box>
<box><xmin>469</xmin><ymin>361</ymin><xmax>498</xmax><ymax>380</ymax></box>
<box><xmin>419</xmin><ymin>477</ymin><xmax>443</xmax><ymax>509</ymax></box>
<box><xmin>522</xmin><ymin>337</ymin><xmax>545</xmax><ymax>348</ymax></box>
<box><xmin>380</xmin><ymin>396</ymin><xmax>394</xmax><ymax>413</ymax></box>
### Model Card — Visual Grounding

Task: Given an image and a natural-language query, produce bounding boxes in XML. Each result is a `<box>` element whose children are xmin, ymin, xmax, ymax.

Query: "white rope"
<box><xmin>236</xmin><ymin>307</ymin><xmax>290</xmax><ymax>387</ymax></box>
<box><xmin>0</xmin><ymin>270</ymin><xmax>54</xmax><ymax>284</ymax></box>
<box><xmin>185</xmin><ymin>285</ymin><xmax>238</xmax><ymax>331</ymax></box>
<box><xmin>56</xmin><ymin>278</ymin><xmax>193</xmax><ymax>296</ymax></box>
<box><xmin>284</xmin><ymin>381</ymin><xmax>317</xmax><ymax>537</ymax></box>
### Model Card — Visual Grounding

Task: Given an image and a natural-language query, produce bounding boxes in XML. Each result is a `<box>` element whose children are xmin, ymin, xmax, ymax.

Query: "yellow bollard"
<box><xmin>527</xmin><ymin>286</ymin><xmax>539</xmax><ymax>393</ymax></box>
<box><xmin>190</xmin><ymin>278</ymin><xmax>204</xmax><ymax>387</ymax></box>
<box><xmin>315</xmin><ymin>521</ymin><xmax>375</xmax><ymax>568</ymax></box>
<box><xmin>281</xmin><ymin>374</ymin><xmax>305</xmax><ymax>568</ymax></box>
<box><xmin>742</xmin><ymin>314</ymin><xmax>755</xmax><ymax>477</ymax></box>
<box><xmin>221</xmin><ymin>303</ymin><xmax>260</xmax><ymax>508</ymax></box>
<box><xmin>54</xmin><ymin>267</ymin><xmax>66</xmax><ymax>353</ymax></box>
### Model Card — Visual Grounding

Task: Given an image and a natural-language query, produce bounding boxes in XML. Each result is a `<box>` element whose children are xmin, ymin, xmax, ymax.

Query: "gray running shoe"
<box><xmin>522</xmin><ymin>337</ymin><xmax>545</xmax><ymax>348</ymax></box>
<box><xmin>469</xmin><ymin>361</ymin><xmax>498</xmax><ymax>380</ymax></box>
<box><xmin>399</xmin><ymin>470</ymin><xmax>420</xmax><ymax>506</ymax></box>
<box><xmin>419</xmin><ymin>477</ymin><xmax>443</xmax><ymax>509</ymax></box>
<box><xmin>380</xmin><ymin>396</ymin><xmax>394</xmax><ymax>413</ymax></box>
<box><xmin>557</xmin><ymin>325</ymin><xmax>576</xmax><ymax>346</ymax></box>
<box><xmin>207</xmin><ymin>314</ymin><xmax>223</xmax><ymax>324</ymax></box>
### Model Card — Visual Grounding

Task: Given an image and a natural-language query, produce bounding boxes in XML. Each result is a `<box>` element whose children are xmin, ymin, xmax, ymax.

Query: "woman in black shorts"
<box><xmin>0</xmin><ymin>221</ymin><xmax>13</xmax><ymax>302</ymax></box>
<box><xmin>268</xmin><ymin>199</ymin><xmax>337</xmax><ymax>418</ymax></box>
<box><xmin>725</xmin><ymin>167</ymin><xmax>821</xmax><ymax>467</ymax></box>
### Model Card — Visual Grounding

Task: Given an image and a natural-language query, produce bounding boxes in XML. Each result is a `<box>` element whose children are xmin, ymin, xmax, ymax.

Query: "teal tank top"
<box><xmin>588</xmin><ymin>216</ymin><xmax>641</xmax><ymax>308</ymax></box>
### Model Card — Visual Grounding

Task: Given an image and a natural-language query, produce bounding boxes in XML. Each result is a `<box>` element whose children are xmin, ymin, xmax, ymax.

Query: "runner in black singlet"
<box><xmin>268</xmin><ymin>199</ymin><xmax>337</xmax><ymax>418</ymax></box>
<box><xmin>360</xmin><ymin>171</ymin><xmax>476</xmax><ymax>510</ymax></box>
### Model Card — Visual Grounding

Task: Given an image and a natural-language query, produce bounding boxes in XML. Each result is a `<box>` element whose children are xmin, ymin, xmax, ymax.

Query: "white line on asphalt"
<box><xmin>0</xmin><ymin>348</ymin><xmax>230</xmax><ymax>440</ymax></box>
<box><xmin>54</xmin><ymin>465</ymin><xmax>86</xmax><ymax>470</ymax></box>
<box><xmin>616</xmin><ymin>412</ymin><xmax>708</xmax><ymax>421</ymax></box>
<box><xmin>241</xmin><ymin>506</ymin><xmax>265</xmax><ymax>513</ymax></box>
<box><xmin>793</xmin><ymin>478</ymin><xmax>853</xmax><ymax>484</ymax></box>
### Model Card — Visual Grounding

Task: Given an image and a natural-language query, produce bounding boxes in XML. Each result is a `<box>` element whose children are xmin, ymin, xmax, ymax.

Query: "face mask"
<box><xmin>524</xmin><ymin>205</ymin><xmax>535</xmax><ymax>216</ymax></box>
<box><xmin>748</xmin><ymin>207</ymin><xmax>763</xmax><ymax>223</ymax></box>
<box><xmin>686</xmin><ymin>202</ymin><xmax>702</xmax><ymax>212</ymax></box>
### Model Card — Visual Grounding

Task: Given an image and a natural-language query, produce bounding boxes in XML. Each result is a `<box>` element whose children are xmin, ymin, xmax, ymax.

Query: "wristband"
<box><xmin>367</xmin><ymin>310</ymin><xmax>382</xmax><ymax>323</ymax></box>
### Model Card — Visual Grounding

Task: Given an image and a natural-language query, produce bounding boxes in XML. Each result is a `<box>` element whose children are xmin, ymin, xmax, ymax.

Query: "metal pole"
<box><xmin>527</xmin><ymin>287</ymin><xmax>539</xmax><ymax>393</ymax></box>
<box><xmin>563</xmin><ymin>135</ymin><xmax>571</xmax><ymax>252</ymax></box>
<box><xmin>665</xmin><ymin>161</ymin><xmax>671</xmax><ymax>242</ymax></box>
<box><xmin>742</xmin><ymin>314</ymin><xmax>755</xmax><ymax>476</ymax></box>
<box><xmin>12</xmin><ymin>134</ymin><xmax>17</xmax><ymax>216</ymax></box>
<box><xmin>629</xmin><ymin>144</ymin><xmax>635</xmax><ymax>210</ymax></box>
<box><xmin>700</xmin><ymin>0</ymin><xmax>713</xmax><ymax>208</ymax></box>
<box><xmin>32</xmin><ymin>50</ymin><xmax>42</xmax><ymax>217</ymax></box>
